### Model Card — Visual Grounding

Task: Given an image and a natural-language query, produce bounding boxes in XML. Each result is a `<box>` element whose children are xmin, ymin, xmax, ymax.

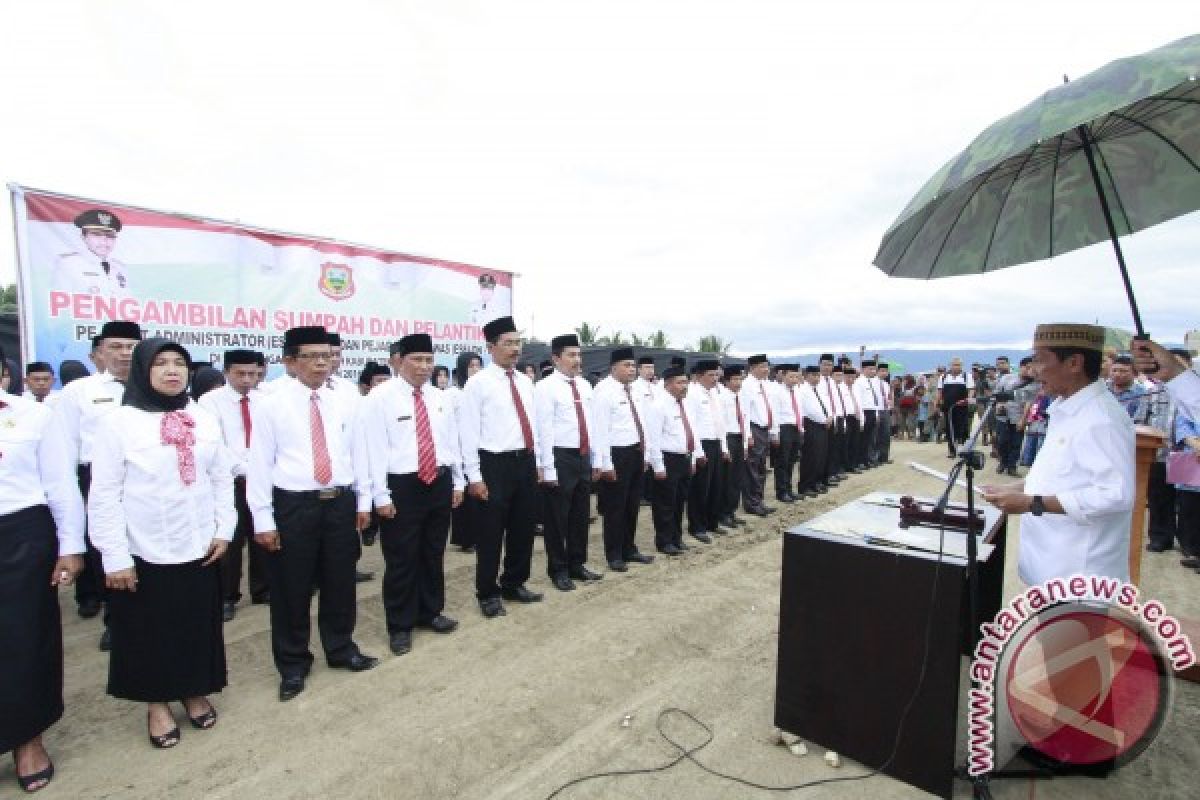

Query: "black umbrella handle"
<box><xmin>1076</xmin><ymin>125</ymin><xmax>1146</xmax><ymax>338</ymax></box>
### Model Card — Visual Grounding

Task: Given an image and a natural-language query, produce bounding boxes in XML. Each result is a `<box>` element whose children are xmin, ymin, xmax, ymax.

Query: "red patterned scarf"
<box><xmin>161</xmin><ymin>410</ymin><xmax>197</xmax><ymax>485</ymax></box>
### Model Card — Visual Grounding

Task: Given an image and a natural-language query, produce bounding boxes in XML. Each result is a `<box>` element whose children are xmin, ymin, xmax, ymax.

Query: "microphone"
<box><xmin>991</xmin><ymin>379</ymin><xmax>1033</xmax><ymax>404</ymax></box>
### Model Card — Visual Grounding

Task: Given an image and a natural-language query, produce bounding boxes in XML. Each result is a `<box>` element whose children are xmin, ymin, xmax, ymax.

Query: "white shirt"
<box><xmin>876</xmin><ymin>376</ymin><xmax>893</xmax><ymax>410</ymax></box>
<box><xmin>326</xmin><ymin>373</ymin><xmax>362</xmax><ymax>413</ymax></box>
<box><xmin>590</xmin><ymin>375</ymin><xmax>649</xmax><ymax>471</ymax></box>
<box><xmin>797</xmin><ymin>380</ymin><xmax>829</xmax><ymax>425</ymax></box>
<box><xmin>718</xmin><ymin>384</ymin><xmax>747</xmax><ymax>439</ymax></box>
<box><xmin>938</xmin><ymin>372</ymin><xmax>975</xmax><ymax>390</ymax></box>
<box><xmin>839</xmin><ymin>381</ymin><xmax>864</xmax><ymax>424</ymax></box>
<box><xmin>772</xmin><ymin>382</ymin><xmax>802</xmax><ymax>427</ymax></box>
<box><xmin>534</xmin><ymin>370</ymin><xmax>598</xmax><ymax>480</ymax></box>
<box><xmin>1168</xmin><ymin>370</ymin><xmax>1200</xmax><ymax>422</ymax></box>
<box><xmin>363</xmin><ymin>377</ymin><xmax>465</xmax><ymax>503</ymax></box>
<box><xmin>198</xmin><ymin>384</ymin><xmax>260</xmax><ymax>476</ymax></box>
<box><xmin>683</xmin><ymin>382</ymin><xmax>728</xmax><ymax>450</ymax></box>
<box><xmin>52</xmin><ymin>250</ymin><xmax>131</xmax><ymax>298</ymax></box>
<box><xmin>1019</xmin><ymin>381</ymin><xmax>1135</xmax><ymax>584</ymax></box>
<box><xmin>248</xmin><ymin>378</ymin><xmax>372</xmax><ymax>533</ymax></box>
<box><xmin>87</xmin><ymin>404</ymin><xmax>236</xmax><ymax>573</ymax></box>
<box><xmin>22</xmin><ymin>389</ymin><xmax>60</xmax><ymax>404</ymax></box>
<box><xmin>819</xmin><ymin>375</ymin><xmax>845</xmax><ymax>418</ymax></box>
<box><xmin>632</xmin><ymin>376</ymin><xmax>658</xmax><ymax>407</ymax></box>
<box><xmin>853</xmin><ymin>374</ymin><xmax>882</xmax><ymax>412</ymax></box>
<box><xmin>740</xmin><ymin>374</ymin><xmax>774</xmax><ymax>429</ymax></box>
<box><xmin>53</xmin><ymin>371</ymin><xmax>125</xmax><ymax>465</ymax></box>
<box><xmin>645</xmin><ymin>392</ymin><xmax>703</xmax><ymax>472</ymax></box>
<box><xmin>0</xmin><ymin>392</ymin><xmax>85</xmax><ymax>554</ymax></box>
<box><xmin>458</xmin><ymin>364</ymin><xmax>541</xmax><ymax>483</ymax></box>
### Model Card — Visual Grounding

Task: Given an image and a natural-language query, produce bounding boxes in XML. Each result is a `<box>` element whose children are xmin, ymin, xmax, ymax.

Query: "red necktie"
<box><xmin>569</xmin><ymin>378</ymin><xmax>590</xmax><ymax>455</ymax></box>
<box><xmin>848</xmin><ymin>382</ymin><xmax>862</xmax><ymax>416</ymax></box>
<box><xmin>239</xmin><ymin>394</ymin><xmax>253</xmax><ymax>448</ymax></box>
<box><xmin>678</xmin><ymin>398</ymin><xmax>695</xmax><ymax>452</ymax></box>
<box><xmin>413</xmin><ymin>387</ymin><xmax>439</xmax><ymax>484</ymax></box>
<box><xmin>734</xmin><ymin>393</ymin><xmax>744</xmax><ymax>433</ymax></box>
<box><xmin>826</xmin><ymin>377</ymin><xmax>843</xmax><ymax>416</ymax></box>
<box><xmin>760</xmin><ymin>383</ymin><xmax>773</xmax><ymax>428</ymax></box>
<box><xmin>506</xmin><ymin>370</ymin><xmax>535</xmax><ymax>450</ymax></box>
<box><xmin>624</xmin><ymin>384</ymin><xmax>645</xmax><ymax>448</ymax></box>
<box><xmin>789</xmin><ymin>386</ymin><xmax>804</xmax><ymax>432</ymax></box>
<box><xmin>310</xmin><ymin>392</ymin><xmax>333</xmax><ymax>485</ymax></box>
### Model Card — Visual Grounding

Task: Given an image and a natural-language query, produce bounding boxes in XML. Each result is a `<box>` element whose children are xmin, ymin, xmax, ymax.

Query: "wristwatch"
<box><xmin>1030</xmin><ymin>495</ymin><xmax>1045</xmax><ymax>516</ymax></box>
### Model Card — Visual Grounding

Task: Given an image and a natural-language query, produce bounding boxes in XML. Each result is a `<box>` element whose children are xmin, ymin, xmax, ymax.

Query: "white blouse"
<box><xmin>87</xmin><ymin>403</ymin><xmax>237</xmax><ymax>573</ymax></box>
<box><xmin>0</xmin><ymin>391</ymin><xmax>86</xmax><ymax>554</ymax></box>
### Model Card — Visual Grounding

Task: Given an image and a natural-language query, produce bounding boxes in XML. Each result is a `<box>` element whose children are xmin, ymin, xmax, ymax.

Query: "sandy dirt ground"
<box><xmin>7</xmin><ymin>439</ymin><xmax>1199</xmax><ymax>799</ymax></box>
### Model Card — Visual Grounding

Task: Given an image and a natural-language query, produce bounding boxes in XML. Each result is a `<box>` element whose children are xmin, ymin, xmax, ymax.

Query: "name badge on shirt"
<box><xmin>92</xmin><ymin>397</ymin><xmax>114</xmax><ymax>404</ymax></box>
<box><xmin>397</xmin><ymin>415</ymin><xmax>412</xmax><ymax>422</ymax></box>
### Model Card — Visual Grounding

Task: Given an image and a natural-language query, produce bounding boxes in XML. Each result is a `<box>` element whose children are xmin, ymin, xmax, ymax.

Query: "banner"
<box><xmin>10</xmin><ymin>186</ymin><xmax>513</xmax><ymax>380</ymax></box>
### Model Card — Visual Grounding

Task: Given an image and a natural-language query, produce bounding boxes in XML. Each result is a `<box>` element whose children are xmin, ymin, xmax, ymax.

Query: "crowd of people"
<box><xmin>3</xmin><ymin>313</ymin><xmax>1199</xmax><ymax>793</ymax></box>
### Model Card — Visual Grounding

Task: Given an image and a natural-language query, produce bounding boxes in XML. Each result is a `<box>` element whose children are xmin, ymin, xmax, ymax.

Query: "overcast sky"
<box><xmin>1</xmin><ymin>1</ymin><xmax>1195</xmax><ymax>354</ymax></box>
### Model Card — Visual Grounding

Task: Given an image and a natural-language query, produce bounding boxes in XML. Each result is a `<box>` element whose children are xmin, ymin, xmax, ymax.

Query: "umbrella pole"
<box><xmin>1076</xmin><ymin>125</ymin><xmax>1146</xmax><ymax>337</ymax></box>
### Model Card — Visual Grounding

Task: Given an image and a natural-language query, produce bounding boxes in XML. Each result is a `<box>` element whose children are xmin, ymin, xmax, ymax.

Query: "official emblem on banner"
<box><xmin>318</xmin><ymin>262</ymin><xmax>355</xmax><ymax>301</ymax></box>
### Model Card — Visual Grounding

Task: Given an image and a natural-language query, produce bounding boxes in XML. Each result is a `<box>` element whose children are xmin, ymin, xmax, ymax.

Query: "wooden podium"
<box><xmin>774</xmin><ymin>493</ymin><xmax>1006</xmax><ymax>799</ymax></box>
<box><xmin>1131</xmin><ymin>425</ymin><xmax>1167</xmax><ymax>585</ymax></box>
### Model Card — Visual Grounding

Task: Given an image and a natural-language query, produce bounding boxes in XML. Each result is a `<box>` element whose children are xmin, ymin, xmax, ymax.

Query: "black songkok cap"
<box><xmin>25</xmin><ymin>361</ymin><xmax>53</xmax><ymax>375</ymax></box>
<box><xmin>395</xmin><ymin>333</ymin><xmax>433</xmax><ymax>356</ymax></box>
<box><xmin>695</xmin><ymin>359</ymin><xmax>720</xmax><ymax>372</ymax></box>
<box><xmin>747</xmin><ymin>354</ymin><xmax>768</xmax><ymax>366</ymax></box>
<box><xmin>831</xmin><ymin>363</ymin><xmax>844</xmax><ymax>372</ymax></box>
<box><xmin>482</xmin><ymin>316</ymin><xmax>517</xmax><ymax>342</ymax></box>
<box><xmin>327</xmin><ymin>332</ymin><xmax>343</xmax><ymax>346</ymax></box>
<box><xmin>283</xmin><ymin>326</ymin><xmax>329</xmax><ymax>349</ymax></box>
<box><xmin>610</xmin><ymin>347</ymin><xmax>635</xmax><ymax>365</ymax></box>
<box><xmin>663</xmin><ymin>366</ymin><xmax>686</xmax><ymax>380</ymax></box>
<box><xmin>1019</xmin><ymin>356</ymin><xmax>1034</xmax><ymax>366</ymax></box>
<box><xmin>804</xmin><ymin>365</ymin><xmax>820</xmax><ymax>375</ymax></box>
<box><xmin>723</xmin><ymin>366</ymin><xmax>744</xmax><ymax>378</ymax></box>
<box><xmin>776</xmin><ymin>364</ymin><xmax>798</xmax><ymax>373</ymax></box>
<box><xmin>876</xmin><ymin>362</ymin><xmax>889</xmax><ymax>370</ymax></box>
<box><xmin>358</xmin><ymin>362</ymin><xmax>389</xmax><ymax>385</ymax></box>
<box><xmin>670</xmin><ymin>356</ymin><xmax>686</xmax><ymax>368</ymax></box>
<box><xmin>637</xmin><ymin>356</ymin><xmax>655</xmax><ymax>366</ymax></box>
<box><xmin>74</xmin><ymin>208</ymin><xmax>122</xmax><ymax>232</ymax></box>
<box><xmin>223</xmin><ymin>349</ymin><xmax>261</xmax><ymax>368</ymax></box>
<box><xmin>91</xmin><ymin>335</ymin><xmax>103</xmax><ymax>349</ymax></box>
<box><xmin>99</xmin><ymin>320</ymin><xmax>142</xmax><ymax>341</ymax></box>
<box><xmin>844</xmin><ymin>367</ymin><xmax>857</xmax><ymax>375</ymax></box>
<box><xmin>819</xmin><ymin>353</ymin><xmax>835</xmax><ymax>363</ymax></box>
<box><xmin>551</xmin><ymin>334</ymin><xmax>580</xmax><ymax>350</ymax></box>
<box><xmin>861</xmin><ymin>359</ymin><xmax>876</xmax><ymax>367</ymax></box>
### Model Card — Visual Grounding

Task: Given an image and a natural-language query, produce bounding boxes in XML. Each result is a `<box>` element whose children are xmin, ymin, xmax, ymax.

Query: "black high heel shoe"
<box><xmin>148</xmin><ymin>711</ymin><xmax>181</xmax><ymax>749</ymax></box>
<box><xmin>16</xmin><ymin>762</ymin><xmax>54</xmax><ymax>793</ymax></box>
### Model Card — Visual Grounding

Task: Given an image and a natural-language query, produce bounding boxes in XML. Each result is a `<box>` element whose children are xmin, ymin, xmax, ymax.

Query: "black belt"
<box><xmin>480</xmin><ymin>448</ymin><xmax>533</xmax><ymax>459</ymax></box>
<box><xmin>275</xmin><ymin>485</ymin><xmax>352</xmax><ymax>501</ymax></box>
<box><xmin>388</xmin><ymin>467</ymin><xmax>450</xmax><ymax>479</ymax></box>
<box><xmin>612</xmin><ymin>443</ymin><xmax>643</xmax><ymax>452</ymax></box>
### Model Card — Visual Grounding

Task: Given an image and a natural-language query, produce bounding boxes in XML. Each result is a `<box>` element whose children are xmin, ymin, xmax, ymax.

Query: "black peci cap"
<box><xmin>99</xmin><ymin>320</ymin><xmax>142</xmax><ymax>341</ymax></box>
<box><xmin>482</xmin><ymin>316</ymin><xmax>517</xmax><ymax>342</ymax></box>
<box><xmin>283</xmin><ymin>326</ymin><xmax>329</xmax><ymax>349</ymax></box>
<box><xmin>551</xmin><ymin>334</ymin><xmax>580</xmax><ymax>350</ymax></box>
<box><xmin>223</xmin><ymin>349</ymin><xmax>262</xmax><ymax>368</ymax></box>
<box><xmin>610</xmin><ymin>347</ymin><xmax>635</xmax><ymax>364</ymax></box>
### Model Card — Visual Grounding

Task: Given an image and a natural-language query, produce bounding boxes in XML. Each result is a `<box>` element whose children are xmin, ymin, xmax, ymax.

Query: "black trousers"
<box><xmin>724</xmin><ymin>433</ymin><xmax>745</xmax><ymax>517</ymax></box>
<box><xmin>774</xmin><ymin>424</ymin><xmax>801</xmax><ymax>496</ymax></box>
<box><xmin>221</xmin><ymin>478</ymin><xmax>268</xmax><ymax>604</ymax></box>
<box><xmin>875</xmin><ymin>411</ymin><xmax>892</xmax><ymax>461</ymax></box>
<box><xmin>264</xmin><ymin>488</ymin><xmax>360</xmax><ymax>679</ymax></box>
<box><xmin>742</xmin><ymin>424</ymin><xmax>770</xmax><ymax>511</ymax></box>
<box><xmin>687</xmin><ymin>439</ymin><xmax>722</xmax><ymax>533</ymax></box>
<box><xmin>652</xmin><ymin>452</ymin><xmax>691</xmax><ymax>549</ymax></box>
<box><xmin>859</xmin><ymin>411</ymin><xmax>878</xmax><ymax>467</ymax></box>
<box><xmin>946</xmin><ymin>405</ymin><xmax>971</xmax><ymax>455</ymax></box>
<box><xmin>380</xmin><ymin>470</ymin><xmax>452</xmax><ymax>633</ymax></box>
<box><xmin>542</xmin><ymin>447</ymin><xmax>592</xmax><ymax>577</ymax></box>
<box><xmin>73</xmin><ymin>465</ymin><xmax>105</xmax><ymax>610</ymax></box>
<box><xmin>994</xmin><ymin>419</ymin><xmax>1022</xmax><ymax>470</ymax></box>
<box><xmin>450</xmin><ymin>492</ymin><xmax>480</xmax><ymax>549</ymax></box>
<box><xmin>1147</xmin><ymin>461</ymin><xmax>1179</xmax><ymax>549</ymax></box>
<box><xmin>800</xmin><ymin>421</ymin><xmax>830</xmax><ymax>491</ymax></box>
<box><xmin>599</xmin><ymin>444</ymin><xmax>645</xmax><ymax>561</ymax></box>
<box><xmin>1177</xmin><ymin>490</ymin><xmax>1200</xmax><ymax>558</ymax></box>
<box><xmin>475</xmin><ymin>449</ymin><xmax>538</xmax><ymax>599</ymax></box>
<box><xmin>826</xmin><ymin>418</ymin><xmax>844</xmax><ymax>478</ymax></box>
<box><xmin>845</xmin><ymin>416</ymin><xmax>861</xmax><ymax>470</ymax></box>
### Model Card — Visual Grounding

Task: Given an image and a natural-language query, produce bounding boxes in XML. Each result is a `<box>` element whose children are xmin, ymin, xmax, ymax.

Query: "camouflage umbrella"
<box><xmin>873</xmin><ymin>34</ymin><xmax>1200</xmax><ymax>336</ymax></box>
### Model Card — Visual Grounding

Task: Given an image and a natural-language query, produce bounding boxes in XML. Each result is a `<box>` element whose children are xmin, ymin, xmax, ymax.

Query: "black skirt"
<box><xmin>107</xmin><ymin>557</ymin><xmax>227</xmax><ymax>703</ymax></box>
<box><xmin>0</xmin><ymin>505</ymin><xmax>63</xmax><ymax>753</ymax></box>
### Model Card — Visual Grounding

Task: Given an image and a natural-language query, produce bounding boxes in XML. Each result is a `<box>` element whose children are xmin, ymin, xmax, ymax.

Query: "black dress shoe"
<box><xmin>776</xmin><ymin>494</ymin><xmax>795</xmax><ymax>504</ymax></box>
<box><xmin>99</xmin><ymin>628</ymin><xmax>112</xmax><ymax>652</ymax></box>
<box><xmin>355</xmin><ymin>570</ymin><xmax>374</xmax><ymax>583</ymax></box>
<box><xmin>607</xmin><ymin>559</ymin><xmax>629</xmax><ymax>572</ymax></box>
<box><xmin>731</xmin><ymin>516</ymin><xmax>746</xmax><ymax>527</ymax></box>
<box><xmin>690</xmin><ymin>531</ymin><xmax>712</xmax><ymax>544</ymax></box>
<box><xmin>420</xmin><ymin>614</ymin><xmax>459</xmax><ymax>633</ymax></box>
<box><xmin>676</xmin><ymin>540</ymin><xmax>690</xmax><ymax>550</ymax></box>
<box><xmin>552</xmin><ymin>575</ymin><xmax>576</xmax><ymax>591</ymax></box>
<box><xmin>786</xmin><ymin>491</ymin><xmax>803</xmax><ymax>501</ymax></box>
<box><xmin>746</xmin><ymin>508</ymin><xmax>769</xmax><ymax>517</ymax></box>
<box><xmin>222</xmin><ymin>602</ymin><xmax>236</xmax><ymax>622</ymax></box>
<box><xmin>764</xmin><ymin>506</ymin><xmax>777</xmax><ymax>514</ymax></box>
<box><xmin>361</xmin><ymin>529</ymin><xmax>377</xmax><ymax>546</ymax></box>
<box><xmin>1180</xmin><ymin>556</ymin><xmax>1200</xmax><ymax>568</ymax></box>
<box><xmin>77</xmin><ymin>599</ymin><xmax>102</xmax><ymax>619</ymax></box>
<box><xmin>569</xmin><ymin>566</ymin><xmax>603</xmax><ymax>581</ymax></box>
<box><xmin>657</xmin><ymin>544</ymin><xmax>682</xmax><ymax>556</ymax></box>
<box><xmin>251</xmin><ymin>592</ymin><xmax>271</xmax><ymax>605</ymax></box>
<box><xmin>626</xmin><ymin>552</ymin><xmax>655</xmax><ymax>564</ymax></box>
<box><xmin>1145</xmin><ymin>541</ymin><xmax>1169</xmax><ymax>553</ymax></box>
<box><xmin>480</xmin><ymin>597</ymin><xmax>507</xmax><ymax>618</ymax></box>
<box><xmin>329</xmin><ymin>652</ymin><xmax>380</xmax><ymax>672</ymax></box>
<box><xmin>279</xmin><ymin>676</ymin><xmax>305</xmax><ymax>702</ymax></box>
<box><xmin>389</xmin><ymin>630</ymin><xmax>413</xmax><ymax>655</ymax></box>
<box><xmin>501</xmin><ymin>585</ymin><xmax>544</xmax><ymax>603</ymax></box>
<box><xmin>459</xmin><ymin>545</ymin><xmax>476</xmax><ymax>553</ymax></box>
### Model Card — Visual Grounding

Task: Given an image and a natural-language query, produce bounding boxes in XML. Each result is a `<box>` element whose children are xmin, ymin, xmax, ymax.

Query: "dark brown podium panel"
<box><xmin>774</xmin><ymin>494</ymin><xmax>1005</xmax><ymax>799</ymax></box>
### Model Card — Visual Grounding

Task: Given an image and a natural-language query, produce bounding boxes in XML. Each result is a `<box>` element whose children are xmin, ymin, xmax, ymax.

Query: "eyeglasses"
<box><xmin>294</xmin><ymin>351</ymin><xmax>333</xmax><ymax>362</ymax></box>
